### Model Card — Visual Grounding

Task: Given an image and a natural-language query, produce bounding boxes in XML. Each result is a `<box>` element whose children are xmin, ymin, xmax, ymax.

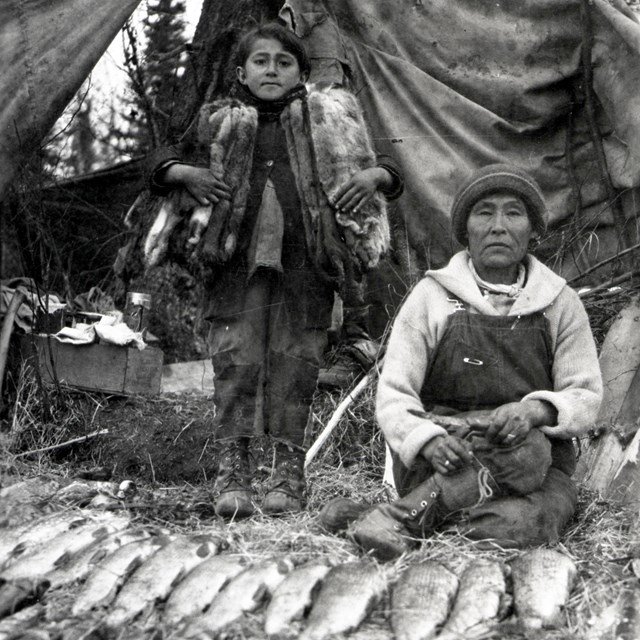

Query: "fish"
<box><xmin>0</xmin><ymin>604</ymin><xmax>44</xmax><ymax>640</ymax></box>
<box><xmin>510</xmin><ymin>548</ymin><xmax>577</xmax><ymax>630</ymax></box>
<box><xmin>71</xmin><ymin>535</ymin><xmax>169</xmax><ymax>617</ymax></box>
<box><xmin>53</xmin><ymin>480</ymin><xmax>119</xmax><ymax>506</ymax></box>
<box><xmin>162</xmin><ymin>553</ymin><xmax>248</xmax><ymax>626</ymax></box>
<box><xmin>0</xmin><ymin>510</ymin><xmax>90</xmax><ymax>569</ymax></box>
<box><xmin>0</xmin><ymin>476</ymin><xmax>61</xmax><ymax>504</ymax></box>
<box><xmin>104</xmin><ymin>534</ymin><xmax>221</xmax><ymax>629</ymax></box>
<box><xmin>45</xmin><ymin>528</ymin><xmax>152</xmax><ymax>589</ymax></box>
<box><xmin>0</xmin><ymin>579</ymin><xmax>49</xmax><ymax>620</ymax></box>
<box><xmin>585</xmin><ymin>588</ymin><xmax>640</xmax><ymax>640</ymax></box>
<box><xmin>183</xmin><ymin>557</ymin><xmax>294</xmax><ymax>638</ymax></box>
<box><xmin>612</xmin><ymin>587</ymin><xmax>640</xmax><ymax>640</ymax></box>
<box><xmin>390</xmin><ymin>560</ymin><xmax>459</xmax><ymax>640</ymax></box>
<box><xmin>437</xmin><ymin>558</ymin><xmax>507</xmax><ymax>640</ymax></box>
<box><xmin>264</xmin><ymin>561</ymin><xmax>331</xmax><ymax>637</ymax></box>
<box><xmin>299</xmin><ymin>560</ymin><xmax>386</xmax><ymax>640</ymax></box>
<box><xmin>0</xmin><ymin>512</ymin><xmax>131</xmax><ymax>582</ymax></box>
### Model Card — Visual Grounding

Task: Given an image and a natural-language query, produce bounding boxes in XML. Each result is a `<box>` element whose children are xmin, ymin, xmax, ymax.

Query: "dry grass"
<box><xmin>2</xmin><ymin>367</ymin><xmax>638</xmax><ymax>639</ymax></box>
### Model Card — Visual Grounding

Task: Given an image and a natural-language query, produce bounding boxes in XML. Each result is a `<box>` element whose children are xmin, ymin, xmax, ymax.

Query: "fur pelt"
<box><xmin>144</xmin><ymin>88</ymin><xmax>390</xmax><ymax>286</ymax></box>
<box><xmin>305</xmin><ymin>86</ymin><xmax>390</xmax><ymax>270</ymax></box>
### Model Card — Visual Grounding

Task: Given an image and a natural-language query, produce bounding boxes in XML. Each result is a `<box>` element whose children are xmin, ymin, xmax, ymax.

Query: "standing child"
<box><xmin>147</xmin><ymin>22</ymin><xmax>403</xmax><ymax>519</ymax></box>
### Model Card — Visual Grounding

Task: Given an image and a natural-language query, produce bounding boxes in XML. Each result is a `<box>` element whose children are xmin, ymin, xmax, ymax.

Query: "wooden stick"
<box><xmin>0</xmin><ymin>290</ymin><xmax>25</xmax><ymax>413</ymax></box>
<box><xmin>568</xmin><ymin>241</ymin><xmax>640</xmax><ymax>285</ymax></box>
<box><xmin>305</xmin><ymin>368</ymin><xmax>377</xmax><ymax>468</ymax></box>
<box><xmin>305</xmin><ymin>357</ymin><xmax>474</xmax><ymax>467</ymax></box>
<box><xmin>579</xmin><ymin>269</ymin><xmax>640</xmax><ymax>299</ymax></box>
<box><xmin>14</xmin><ymin>429</ymin><xmax>109</xmax><ymax>458</ymax></box>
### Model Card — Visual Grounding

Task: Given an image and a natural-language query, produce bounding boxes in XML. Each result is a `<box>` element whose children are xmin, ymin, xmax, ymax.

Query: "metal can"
<box><xmin>124</xmin><ymin>292</ymin><xmax>152</xmax><ymax>333</ymax></box>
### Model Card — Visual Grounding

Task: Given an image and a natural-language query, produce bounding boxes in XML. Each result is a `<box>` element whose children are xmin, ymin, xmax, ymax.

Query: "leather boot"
<box><xmin>349</xmin><ymin>466</ymin><xmax>495</xmax><ymax>561</ymax></box>
<box><xmin>214</xmin><ymin>439</ymin><xmax>255</xmax><ymax>520</ymax></box>
<box><xmin>263</xmin><ymin>445</ymin><xmax>306</xmax><ymax>515</ymax></box>
<box><xmin>318</xmin><ymin>498</ymin><xmax>372</xmax><ymax>533</ymax></box>
<box><xmin>347</xmin><ymin>476</ymin><xmax>441</xmax><ymax>561</ymax></box>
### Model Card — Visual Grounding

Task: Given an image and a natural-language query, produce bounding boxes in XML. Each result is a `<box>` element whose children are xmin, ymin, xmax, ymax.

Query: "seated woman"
<box><xmin>321</xmin><ymin>164</ymin><xmax>603</xmax><ymax>560</ymax></box>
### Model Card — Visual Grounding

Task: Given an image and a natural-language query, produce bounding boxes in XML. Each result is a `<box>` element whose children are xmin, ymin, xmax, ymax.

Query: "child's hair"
<box><xmin>236</xmin><ymin>22</ymin><xmax>310</xmax><ymax>75</ymax></box>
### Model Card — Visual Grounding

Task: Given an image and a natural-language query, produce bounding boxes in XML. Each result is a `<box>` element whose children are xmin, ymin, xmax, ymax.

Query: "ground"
<box><xmin>0</xmin><ymin>288</ymin><xmax>638</xmax><ymax>638</ymax></box>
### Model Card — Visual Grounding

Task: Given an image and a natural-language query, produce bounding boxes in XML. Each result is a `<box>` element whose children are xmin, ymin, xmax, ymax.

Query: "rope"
<box><xmin>473</xmin><ymin>464</ymin><xmax>495</xmax><ymax>508</ymax></box>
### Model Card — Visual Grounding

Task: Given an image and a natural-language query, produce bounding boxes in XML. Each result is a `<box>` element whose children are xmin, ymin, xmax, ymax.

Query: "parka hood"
<box><xmin>426</xmin><ymin>250</ymin><xmax>567</xmax><ymax>316</ymax></box>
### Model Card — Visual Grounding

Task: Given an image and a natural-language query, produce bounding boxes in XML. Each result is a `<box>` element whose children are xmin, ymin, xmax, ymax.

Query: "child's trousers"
<box><xmin>207</xmin><ymin>268</ymin><xmax>331</xmax><ymax>449</ymax></box>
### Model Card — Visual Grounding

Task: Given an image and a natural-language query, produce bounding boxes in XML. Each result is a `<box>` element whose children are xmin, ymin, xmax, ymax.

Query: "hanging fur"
<box><xmin>143</xmin><ymin>87</ymin><xmax>390</xmax><ymax>285</ymax></box>
<box><xmin>305</xmin><ymin>86</ymin><xmax>390</xmax><ymax>270</ymax></box>
<box><xmin>193</xmin><ymin>99</ymin><xmax>257</xmax><ymax>265</ymax></box>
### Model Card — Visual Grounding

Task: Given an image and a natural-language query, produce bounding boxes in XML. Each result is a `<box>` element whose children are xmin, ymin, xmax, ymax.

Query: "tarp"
<box><xmin>0</xmin><ymin>0</ymin><xmax>140</xmax><ymax>202</ymax></box>
<box><xmin>281</xmin><ymin>0</ymin><xmax>640</xmax><ymax>277</ymax></box>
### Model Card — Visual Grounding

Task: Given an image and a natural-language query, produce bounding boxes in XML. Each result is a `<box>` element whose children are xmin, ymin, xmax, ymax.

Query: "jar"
<box><xmin>124</xmin><ymin>292</ymin><xmax>152</xmax><ymax>333</ymax></box>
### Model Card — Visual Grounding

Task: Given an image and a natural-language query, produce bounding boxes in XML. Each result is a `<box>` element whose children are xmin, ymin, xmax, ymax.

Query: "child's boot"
<box><xmin>214</xmin><ymin>438</ymin><xmax>255</xmax><ymax>519</ymax></box>
<box><xmin>263</xmin><ymin>444</ymin><xmax>305</xmax><ymax>515</ymax></box>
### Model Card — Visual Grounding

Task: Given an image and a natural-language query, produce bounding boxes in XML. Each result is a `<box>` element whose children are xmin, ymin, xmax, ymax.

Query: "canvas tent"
<box><xmin>281</xmin><ymin>0</ymin><xmax>640</xmax><ymax>282</ymax></box>
<box><xmin>2</xmin><ymin>0</ymin><xmax>640</xmax><ymax>290</ymax></box>
<box><xmin>0</xmin><ymin>0</ymin><xmax>140</xmax><ymax>203</ymax></box>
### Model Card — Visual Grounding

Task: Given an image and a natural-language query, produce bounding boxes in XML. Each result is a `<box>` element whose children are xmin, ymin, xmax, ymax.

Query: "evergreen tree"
<box><xmin>121</xmin><ymin>0</ymin><xmax>188</xmax><ymax>154</ymax></box>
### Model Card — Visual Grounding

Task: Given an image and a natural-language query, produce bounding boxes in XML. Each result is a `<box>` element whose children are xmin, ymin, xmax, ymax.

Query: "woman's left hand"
<box><xmin>466</xmin><ymin>400</ymin><xmax>557</xmax><ymax>446</ymax></box>
<box><xmin>332</xmin><ymin>168</ymin><xmax>390</xmax><ymax>214</ymax></box>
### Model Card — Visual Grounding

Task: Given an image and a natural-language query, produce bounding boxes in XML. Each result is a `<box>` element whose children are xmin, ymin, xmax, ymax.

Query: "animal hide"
<box><xmin>143</xmin><ymin>88</ymin><xmax>389</xmax><ymax>285</ymax></box>
<box><xmin>195</xmin><ymin>100</ymin><xmax>257</xmax><ymax>266</ymax></box>
<box><xmin>306</xmin><ymin>86</ymin><xmax>390</xmax><ymax>270</ymax></box>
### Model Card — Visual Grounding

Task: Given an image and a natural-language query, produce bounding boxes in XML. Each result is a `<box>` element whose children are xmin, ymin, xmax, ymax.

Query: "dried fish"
<box><xmin>53</xmin><ymin>480</ymin><xmax>119</xmax><ymax>506</ymax></box>
<box><xmin>0</xmin><ymin>579</ymin><xmax>49</xmax><ymax>620</ymax></box>
<box><xmin>511</xmin><ymin>548</ymin><xmax>576</xmax><ymax>630</ymax></box>
<box><xmin>45</xmin><ymin>528</ymin><xmax>152</xmax><ymax>589</ymax></box>
<box><xmin>162</xmin><ymin>553</ymin><xmax>248</xmax><ymax>626</ymax></box>
<box><xmin>612</xmin><ymin>587</ymin><xmax>640</xmax><ymax>640</ymax></box>
<box><xmin>0</xmin><ymin>512</ymin><xmax>131</xmax><ymax>582</ymax></box>
<box><xmin>71</xmin><ymin>535</ymin><xmax>169</xmax><ymax>617</ymax></box>
<box><xmin>183</xmin><ymin>557</ymin><xmax>294</xmax><ymax>638</ymax></box>
<box><xmin>585</xmin><ymin>587</ymin><xmax>640</xmax><ymax>640</ymax></box>
<box><xmin>438</xmin><ymin>558</ymin><xmax>507</xmax><ymax>640</ymax></box>
<box><xmin>0</xmin><ymin>510</ymin><xmax>90</xmax><ymax>569</ymax></box>
<box><xmin>299</xmin><ymin>560</ymin><xmax>386</xmax><ymax>640</ymax></box>
<box><xmin>104</xmin><ymin>534</ymin><xmax>220</xmax><ymax>629</ymax></box>
<box><xmin>0</xmin><ymin>604</ymin><xmax>44</xmax><ymax>640</ymax></box>
<box><xmin>390</xmin><ymin>560</ymin><xmax>458</xmax><ymax>640</ymax></box>
<box><xmin>264</xmin><ymin>561</ymin><xmax>331</xmax><ymax>637</ymax></box>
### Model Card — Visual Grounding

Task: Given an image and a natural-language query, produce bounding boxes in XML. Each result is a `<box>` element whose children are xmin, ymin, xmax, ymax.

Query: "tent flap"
<box><xmin>0</xmin><ymin>0</ymin><xmax>140</xmax><ymax>201</ymax></box>
<box><xmin>284</xmin><ymin>0</ymin><xmax>640</xmax><ymax>276</ymax></box>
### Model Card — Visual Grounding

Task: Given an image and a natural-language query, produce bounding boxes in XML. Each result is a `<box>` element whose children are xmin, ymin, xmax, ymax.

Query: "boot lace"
<box><xmin>218</xmin><ymin>442</ymin><xmax>251</xmax><ymax>491</ymax></box>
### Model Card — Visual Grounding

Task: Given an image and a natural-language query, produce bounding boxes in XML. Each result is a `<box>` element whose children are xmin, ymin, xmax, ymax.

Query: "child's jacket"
<box><xmin>147</xmin><ymin>85</ymin><xmax>403</xmax><ymax>307</ymax></box>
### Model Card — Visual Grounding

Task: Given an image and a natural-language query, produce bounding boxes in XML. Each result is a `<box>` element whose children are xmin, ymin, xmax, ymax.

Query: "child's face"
<box><xmin>237</xmin><ymin>37</ymin><xmax>306</xmax><ymax>101</ymax></box>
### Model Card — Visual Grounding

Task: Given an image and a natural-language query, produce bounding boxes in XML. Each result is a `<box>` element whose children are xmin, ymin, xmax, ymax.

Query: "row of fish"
<box><xmin>0</xmin><ymin>505</ymin><xmax>579</xmax><ymax>639</ymax></box>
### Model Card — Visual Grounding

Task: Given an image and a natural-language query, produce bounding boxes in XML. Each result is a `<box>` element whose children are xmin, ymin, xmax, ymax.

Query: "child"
<box><xmin>147</xmin><ymin>22</ymin><xmax>403</xmax><ymax>519</ymax></box>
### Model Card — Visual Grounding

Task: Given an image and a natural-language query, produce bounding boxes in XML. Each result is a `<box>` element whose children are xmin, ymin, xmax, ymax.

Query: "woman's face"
<box><xmin>466</xmin><ymin>191</ymin><xmax>534</xmax><ymax>284</ymax></box>
<box><xmin>237</xmin><ymin>38</ymin><xmax>306</xmax><ymax>101</ymax></box>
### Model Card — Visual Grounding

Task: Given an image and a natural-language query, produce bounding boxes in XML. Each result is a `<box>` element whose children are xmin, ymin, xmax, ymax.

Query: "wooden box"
<box><xmin>19</xmin><ymin>334</ymin><xmax>163</xmax><ymax>396</ymax></box>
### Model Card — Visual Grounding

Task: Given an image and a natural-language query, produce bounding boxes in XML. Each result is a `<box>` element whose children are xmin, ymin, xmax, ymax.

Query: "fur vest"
<box><xmin>144</xmin><ymin>86</ymin><xmax>390</xmax><ymax>289</ymax></box>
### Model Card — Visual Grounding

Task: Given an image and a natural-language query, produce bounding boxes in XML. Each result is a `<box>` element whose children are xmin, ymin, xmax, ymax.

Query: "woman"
<box><xmin>321</xmin><ymin>164</ymin><xmax>602</xmax><ymax>559</ymax></box>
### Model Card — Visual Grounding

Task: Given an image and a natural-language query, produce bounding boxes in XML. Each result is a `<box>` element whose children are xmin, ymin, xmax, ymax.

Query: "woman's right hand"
<box><xmin>163</xmin><ymin>164</ymin><xmax>231</xmax><ymax>206</ymax></box>
<box><xmin>421</xmin><ymin>435</ymin><xmax>474</xmax><ymax>475</ymax></box>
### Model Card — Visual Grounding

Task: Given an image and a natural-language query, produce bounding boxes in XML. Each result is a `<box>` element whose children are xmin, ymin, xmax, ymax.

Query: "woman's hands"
<box><xmin>421</xmin><ymin>435</ymin><xmax>474</xmax><ymax>475</ymax></box>
<box><xmin>419</xmin><ymin>400</ymin><xmax>557</xmax><ymax>473</ymax></box>
<box><xmin>161</xmin><ymin>164</ymin><xmax>231</xmax><ymax>206</ymax></box>
<box><xmin>466</xmin><ymin>400</ymin><xmax>557</xmax><ymax>447</ymax></box>
<box><xmin>332</xmin><ymin>167</ymin><xmax>393</xmax><ymax>214</ymax></box>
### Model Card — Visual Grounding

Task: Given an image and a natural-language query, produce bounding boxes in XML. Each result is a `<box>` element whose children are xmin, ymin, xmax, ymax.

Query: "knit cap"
<box><xmin>450</xmin><ymin>164</ymin><xmax>548</xmax><ymax>245</ymax></box>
